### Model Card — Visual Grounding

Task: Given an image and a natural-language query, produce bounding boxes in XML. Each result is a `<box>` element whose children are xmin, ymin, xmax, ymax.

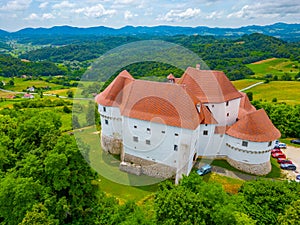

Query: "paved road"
<box><xmin>281</xmin><ymin>145</ymin><xmax>300</xmax><ymax>180</ymax></box>
<box><xmin>239</xmin><ymin>81</ymin><xmax>264</xmax><ymax>92</ymax></box>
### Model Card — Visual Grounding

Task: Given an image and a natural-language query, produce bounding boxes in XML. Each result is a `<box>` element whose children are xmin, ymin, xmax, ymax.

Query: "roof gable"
<box><xmin>95</xmin><ymin>70</ymin><xmax>134</xmax><ymax>106</ymax></box>
<box><xmin>178</xmin><ymin>67</ymin><xmax>242</xmax><ymax>103</ymax></box>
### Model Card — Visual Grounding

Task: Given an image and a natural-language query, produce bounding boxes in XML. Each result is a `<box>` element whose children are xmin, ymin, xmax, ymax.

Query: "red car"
<box><xmin>277</xmin><ymin>159</ymin><xmax>292</xmax><ymax>164</ymax></box>
<box><xmin>271</xmin><ymin>153</ymin><xmax>286</xmax><ymax>159</ymax></box>
<box><xmin>271</xmin><ymin>149</ymin><xmax>282</xmax><ymax>154</ymax></box>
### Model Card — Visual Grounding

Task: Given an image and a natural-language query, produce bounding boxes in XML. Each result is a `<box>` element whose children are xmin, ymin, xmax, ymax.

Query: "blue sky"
<box><xmin>0</xmin><ymin>0</ymin><xmax>299</xmax><ymax>31</ymax></box>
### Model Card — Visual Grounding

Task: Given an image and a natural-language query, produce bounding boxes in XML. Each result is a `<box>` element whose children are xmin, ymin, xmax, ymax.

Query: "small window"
<box><xmin>105</xmin><ymin>119</ymin><xmax>108</xmax><ymax>125</ymax></box>
<box><xmin>268</xmin><ymin>141</ymin><xmax>272</xmax><ymax>147</ymax></box>
<box><xmin>227</xmin><ymin>113</ymin><xmax>229</xmax><ymax>117</ymax></box>
<box><xmin>147</xmin><ymin>128</ymin><xmax>151</xmax><ymax>133</ymax></box>
<box><xmin>146</xmin><ymin>140</ymin><xmax>150</xmax><ymax>145</ymax></box>
<box><xmin>134</xmin><ymin>125</ymin><xmax>137</xmax><ymax>129</ymax></box>
<box><xmin>174</xmin><ymin>145</ymin><xmax>178</xmax><ymax>151</ymax></box>
<box><xmin>212</xmin><ymin>105</ymin><xmax>214</xmax><ymax>108</ymax></box>
<box><xmin>175</xmin><ymin>133</ymin><xmax>179</xmax><ymax>136</ymax></box>
<box><xmin>133</xmin><ymin>136</ymin><xmax>138</xmax><ymax>142</ymax></box>
<box><xmin>203</xmin><ymin>130</ymin><xmax>208</xmax><ymax>135</ymax></box>
<box><xmin>205</xmin><ymin>124</ymin><xmax>208</xmax><ymax>126</ymax></box>
<box><xmin>103</xmin><ymin>106</ymin><xmax>106</xmax><ymax>112</ymax></box>
<box><xmin>161</xmin><ymin>131</ymin><xmax>165</xmax><ymax>134</ymax></box>
<box><xmin>226</xmin><ymin>101</ymin><xmax>229</xmax><ymax>106</ymax></box>
<box><xmin>242</xmin><ymin>141</ymin><xmax>248</xmax><ymax>147</ymax></box>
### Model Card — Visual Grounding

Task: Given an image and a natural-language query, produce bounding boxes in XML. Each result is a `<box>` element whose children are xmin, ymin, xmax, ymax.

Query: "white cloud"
<box><xmin>158</xmin><ymin>8</ymin><xmax>201</xmax><ymax>22</ymax></box>
<box><xmin>52</xmin><ymin>1</ymin><xmax>75</xmax><ymax>9</ymax></box>
<box><xmin>74</xmin><ymin>4</ymin><xmax>116</xmax><ymax>18</ymax></box>
<box><xmin>25</xmin><ymin>13</ymin><xmax>38</xmax><ymax>20</ymax></box>
<box><xmin>42</xmin><ymin>13</ymin><xmax>55</xmax><ymax>19</ymax></box>
<box><xmin>39</xmin><ymin>2</ymin><xmax>48</xmax><ymax>9</ymax></box>
<box><xmin>124</xmin><ymin>10</ymin><xmax>137</xmax><ymax>20</ymax></box>
<box><xmin>115</xmin><ymin>0</ymin><xmax>138</xmax><ymax>4</ymax></box>
<box><xmin>227</xmin><ymin>2</ymin><xmax>300</xmax><ymax>20</ymax></box>
<box><xmin>206</xmin><ymin>11</ymin><xmax>223</xmax><ymax>19</ymax></box>
<box><xmin>0</xmin><ymin>0</ymin><xmax>32</xmax><ymax>11</ymax></box>
<box><xmin>124</xmin><ymin>10</ymin><xmax>133</xmax><ymax>19</ymax></box>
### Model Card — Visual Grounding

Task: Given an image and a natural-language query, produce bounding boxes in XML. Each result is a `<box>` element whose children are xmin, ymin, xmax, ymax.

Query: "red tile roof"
<box><xmin>238</xmin><ymin>92</ymin><xmax>256</xmax><ymax>119</ymax></box>
<box><xmin>226</xmin><ymin>109</ymin><xmax>281</xmax><ymax>142</ymax></box>
<box><xmin>119</xmin><ymin>79</ymin><xmax>216</xmax><ymax>129</ymax></box>
<box><xmin>178</xmin><ymin>67</ymin><xmax>242</xmax><ymax>103</ymax></box>
<box><xmin>95</xmin><ymin>70</ymin><xmax>134</xmax><ymax>106</ymax></box>
<box><xmin>167</xmin><ymin>74</ymin><xmax>175</xmax><ymax>79</ymax></box>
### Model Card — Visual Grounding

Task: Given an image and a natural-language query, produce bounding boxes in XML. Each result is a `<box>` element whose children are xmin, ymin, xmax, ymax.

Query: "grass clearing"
<box><xmin>74</xmin><ymin>127</ymin><xmax>160</xmax><ymax>202</ymax></box>
<box><xmin>0</xmin><ymin>76</ymin><xmax>64</xmax><ymax>92</ymax></box>
<box><xmin>203</xmin><ymin>172</ymin><xmax>244</xmax><ymax>194</ymax></box>
<box><xmin>246</xmin><ymin>58</ymin><xmax>299</xmax><ymax>79</ymax></box>
<box><xmin>248</xmin><ymin>81</ymin><xmax>300</xmax><ymax>104</ymax></box>
<box><xmin>232</xmin><ymin>79</ymin><xmax>264</xmax><ymax>90</ymax></box>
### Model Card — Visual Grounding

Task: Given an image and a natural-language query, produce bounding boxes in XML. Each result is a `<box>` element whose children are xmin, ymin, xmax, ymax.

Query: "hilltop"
<box><xmin>0</xmin><ymin>22</ymin><xmax>300</xmax><ymax>42</ymax></box>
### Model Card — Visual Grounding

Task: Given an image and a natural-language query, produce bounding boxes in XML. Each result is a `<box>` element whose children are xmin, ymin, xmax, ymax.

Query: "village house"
<box><xmin>95</xmin><ymin>66</ymin><xmax>280</xmax><ymax>182</ymax></box>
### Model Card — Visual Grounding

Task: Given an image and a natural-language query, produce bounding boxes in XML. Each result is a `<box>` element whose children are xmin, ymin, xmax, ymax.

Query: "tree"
<box><xmin>278</xmin><ymin>200</ymin><xmax>300</xmax><ymax>225</ymax></box>
<box><xmin>8</xmin><ymin>79</ymin><xmax>14</xmax><ymax>86</ymax></box>
<box><xmin>19</xmin><ymin>203</ymin><xmax>59</xmax><ymax>225</ymax></box>
<box><xmin>246</xmin><ymin>92</ymin><xmax>253</xmax><ymax>101</ymax></box>
<box><xmin>67</xmin><ymin>90</ymin><xmax>74</xmax><ymax>98</ymax></box>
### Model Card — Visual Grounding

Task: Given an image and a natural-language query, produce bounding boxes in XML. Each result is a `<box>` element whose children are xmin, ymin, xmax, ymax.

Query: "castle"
<box><xmin>95</xmin><ymin>66</ymin><xmax>280</xmax><ymax>182</ymax></box>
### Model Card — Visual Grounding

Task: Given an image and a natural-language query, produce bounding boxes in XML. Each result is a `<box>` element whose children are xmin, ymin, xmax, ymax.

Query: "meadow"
<box><xmin>245</xmin><ymin>81</ymin><xmax>300</xmax><ymax>104</ymax></box>
<box><xmin>246</xmin><ymin>58</ymin><xmax>299</xmax><ymax>79</ymax></box>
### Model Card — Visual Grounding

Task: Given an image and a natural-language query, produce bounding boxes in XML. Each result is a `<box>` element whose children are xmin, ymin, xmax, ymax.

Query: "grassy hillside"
<box><xmin>232</xmin><ymin>79</ymin><xmax>263</xmax><ymax>90</ymax></box>
<box><xmin>242</xmin><ymin>81</ymin><xmax>300</xmax><ymax>105</ymax></box>
<box><xmin>246</xmin><ymin>58</ymin><xmax>299</xmax><ymax>79</ymax></box>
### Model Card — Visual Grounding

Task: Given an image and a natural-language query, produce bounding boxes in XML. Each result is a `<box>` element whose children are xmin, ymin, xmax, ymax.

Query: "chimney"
<box><xmin>196</xmin><ymin>64</ymin><xmax>200</xmax><ymax>70</ymax></box>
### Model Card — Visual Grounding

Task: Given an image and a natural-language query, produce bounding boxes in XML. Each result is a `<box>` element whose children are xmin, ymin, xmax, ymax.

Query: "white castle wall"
<box><xmin>98</xmin><ymin>104</ymin><xmax>122</xmax><ymax>138</ymax></box>
<box><xmin>122</xmin><ymin>117</ymin><xmax>196</xmax><ymax>177</ymax></box>
<box><xmin>205</xmin><ymin>98</ymin><xmax>241</xmax><ymax>126</ymax></box>
<box><xmin>226</xmin><ymin>135</ymin><xmax>274</xmax><ymax>164</ymax></box>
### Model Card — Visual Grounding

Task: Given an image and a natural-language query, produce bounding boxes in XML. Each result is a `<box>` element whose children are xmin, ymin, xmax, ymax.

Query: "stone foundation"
<box><xmin>122</xmin><ymin>153</ymin><xmax>176</xmax><ymax>179</ymax></box>
<box><xmin>101</xmin><ymin>134</ymin><xmax>123</xmax><ymax>155</ymax></box>
<box><xmin>227</xmin><ymin>158</ymin><xmax>271</xmax><ymax>175</ymax></box>
<box><xmin>119</xmin><ymin>162</ymin><xmax>142</xmax><ymax>176</ymax></box>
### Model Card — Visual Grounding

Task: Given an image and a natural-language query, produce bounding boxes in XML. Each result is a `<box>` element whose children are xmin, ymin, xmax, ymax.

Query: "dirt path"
<box><xmin>239</xmin><ymin>81</ymin><xmax>264</xmax><ymax>92</ymax></box>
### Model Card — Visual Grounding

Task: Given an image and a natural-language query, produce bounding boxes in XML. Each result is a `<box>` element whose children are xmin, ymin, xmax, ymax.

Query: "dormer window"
<box><xmin>196</xmin><ymin>103</ymin><xmax>201</xmax><ymax>113</ymax></box>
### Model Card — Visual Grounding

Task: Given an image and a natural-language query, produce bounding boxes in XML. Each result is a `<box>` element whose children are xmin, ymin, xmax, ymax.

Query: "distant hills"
<box><xmin>0</xmin><ymin>22</ymin><xmax>300</xmax><ymax>41</ymax></box>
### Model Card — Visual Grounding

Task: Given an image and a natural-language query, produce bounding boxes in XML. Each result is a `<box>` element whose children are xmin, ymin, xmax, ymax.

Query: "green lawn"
<box><xmin>0</xmin><ymin>76</ymin><xmax>64</xmax><ymax>92</ymax></box>
<box><xmin>73</xmin><ymin>127</ymin><xmax>160</xmax><ymax>202</ymax></box>
<box><xmin>211</xmin><ymin>159</ymin><xmax>282</xmax><ymax>179</ymax></box>
<box><xmin>232</xmin><ymin>79</ymin><xmax>263</xmax><ymax>90</ymax></box>
<box><xmin>248</xmin><ymin>81</ymin><xmax>300</xmax><ymax>105</ymax></box>
<box><xmin>246</xmin><ymin>58</ymin><xmax>299</xmax><ymax>79</ymax></box>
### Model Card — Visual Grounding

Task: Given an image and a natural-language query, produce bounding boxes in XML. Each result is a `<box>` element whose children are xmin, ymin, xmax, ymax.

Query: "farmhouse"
<box><xmin>95</xmin><ymin>66</ymin><xmax>280</xmax><ymax>182</ymax></box>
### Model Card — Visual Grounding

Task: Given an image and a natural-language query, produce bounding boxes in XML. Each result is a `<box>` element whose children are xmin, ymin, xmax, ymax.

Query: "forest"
<box><xmin>16</xmin><ymin>33</ymin><xmax>300</xmax><ymax>81</ymax></box>
<box><xmin>0</xmin><ymin>31</ymin><xmax>299</xmax><ymax>224</ymax></box>
<box><xmin>0</xmin><ymin>98</ymin><xmax>298</xmax><ymax>224</ymax></box>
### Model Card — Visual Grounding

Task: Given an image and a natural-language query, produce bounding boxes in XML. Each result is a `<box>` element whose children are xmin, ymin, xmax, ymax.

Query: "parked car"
<box><xmin>291</xmin><ymin>139</ymin><xmax>300</xmax><ymax>145</ymax></box>
<box><xmin>274</xmin><ymin>143</ymin><xmax>287</xmax><ymax>149</ymax></box>
<box><xmin>271</xmin><ymin>149</ymin><xmax>282</xmax><ymax>154</ymax></box>
<box><xmin>277</xmin><ymin>159</ymin><xmax>292</xmax><ymax>164</ymax></box>
<box><xmin>197</xmin><ymin>164</ymin><xmax>212</xmax><ymax>176</ymax></box>
<box><xmin>280</xmin><ymin>163</ymin><xmax>296</xmax><ymax>170</ymax></box>
<box><xmin>271</xmin><ymin>152</ymin><xmax>286</xmax><ymax>159</ymax></box>
<box><xmin>296</xmin><ymin>175</ymin><xmax>300</xmax><ymax>182</ymax></box>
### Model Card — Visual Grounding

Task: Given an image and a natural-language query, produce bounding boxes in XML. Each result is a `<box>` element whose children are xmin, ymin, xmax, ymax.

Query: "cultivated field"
<box><xmin>246</xmin><ymin>58</ymin><xmax>299</xmax><ymax>79</ymax></box>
